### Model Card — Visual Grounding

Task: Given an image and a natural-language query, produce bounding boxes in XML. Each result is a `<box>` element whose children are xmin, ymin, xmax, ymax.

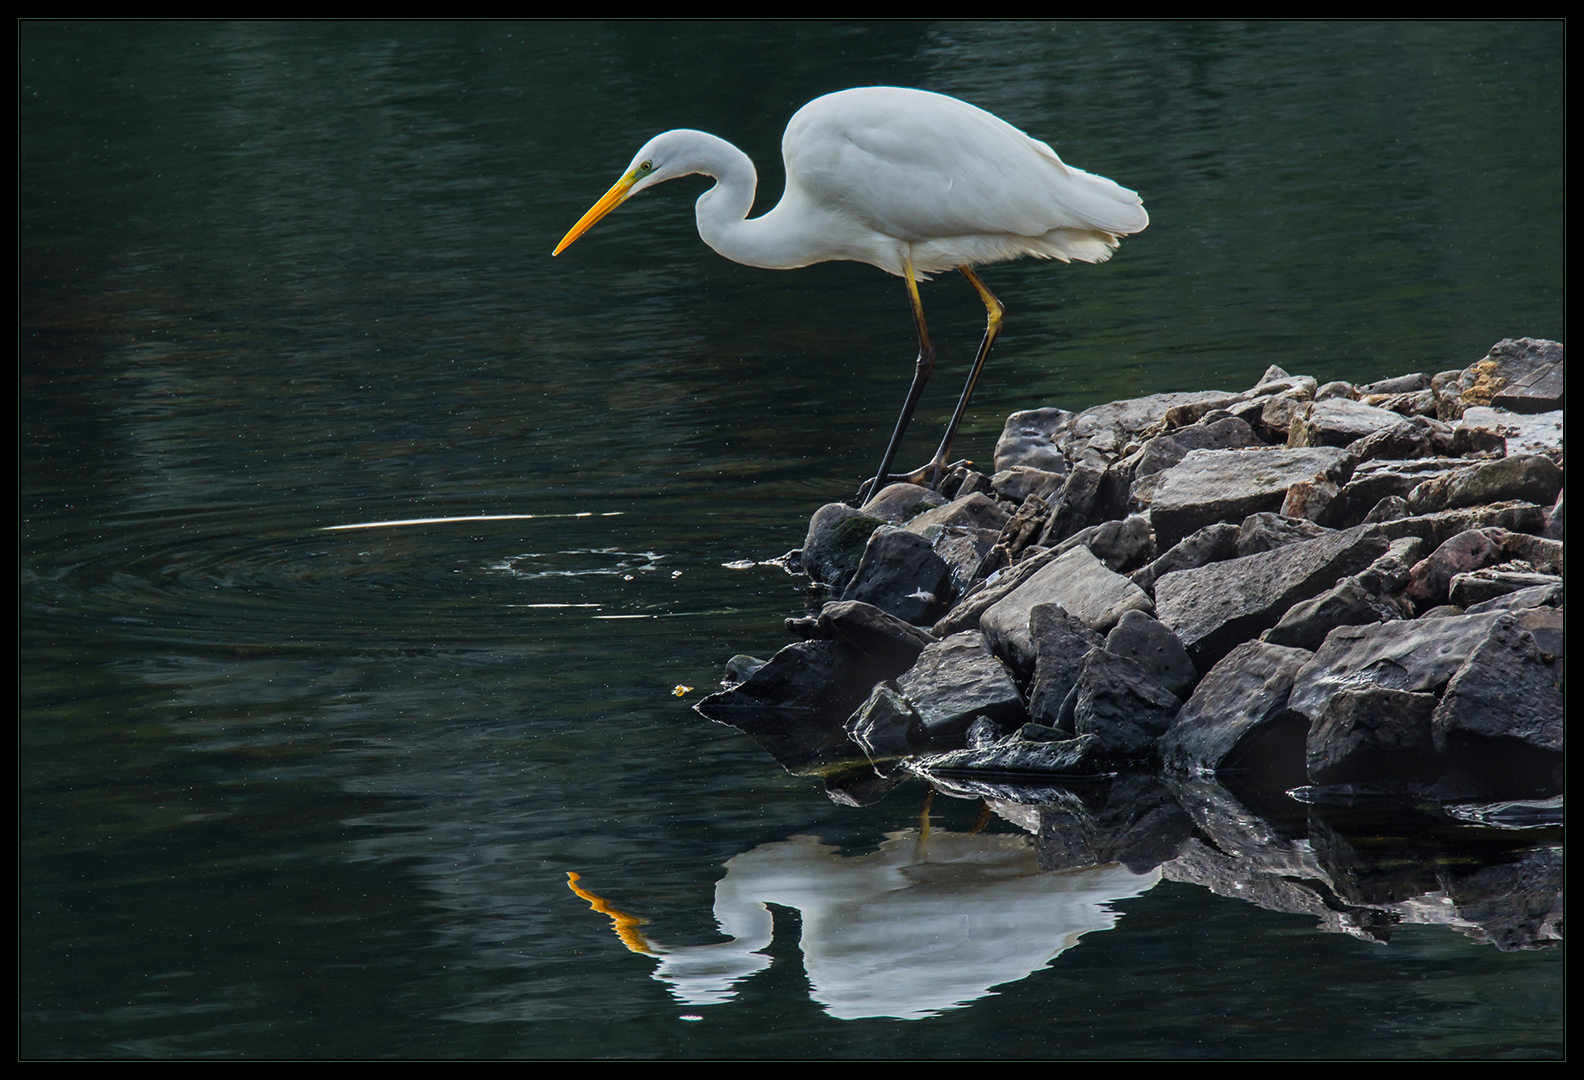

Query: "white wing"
<box><xmin>783</xmin><ymin>88</ymin><xmax>1148</xmax><ymax>246</ymax></box>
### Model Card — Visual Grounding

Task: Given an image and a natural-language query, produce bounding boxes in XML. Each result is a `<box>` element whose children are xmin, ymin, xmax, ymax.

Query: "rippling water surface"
<box><xmin>21</xmin><ymin>22</ymin><xmax>1562</xmax><ymax>1058</ymax></box>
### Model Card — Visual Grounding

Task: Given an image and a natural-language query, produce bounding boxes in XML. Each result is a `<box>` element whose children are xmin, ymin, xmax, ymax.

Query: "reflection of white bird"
<box><xmin>553</xmin><ymin>86</ymin><xmax>1148</xmax><ymax>495</ymax></box>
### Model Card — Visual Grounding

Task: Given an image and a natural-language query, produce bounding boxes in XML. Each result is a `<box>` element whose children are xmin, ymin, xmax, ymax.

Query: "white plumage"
<box><xmin>554</xmin><ymin>86</ymin><xmax>1148</xmax><ymax>492</ymax></box>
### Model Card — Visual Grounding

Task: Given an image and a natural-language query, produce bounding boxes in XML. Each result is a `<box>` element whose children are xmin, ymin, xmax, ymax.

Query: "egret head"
<box><xmin>552</xmin><ymin>130</ymin><xmax>725</xmax><ymax>255</ymax></box>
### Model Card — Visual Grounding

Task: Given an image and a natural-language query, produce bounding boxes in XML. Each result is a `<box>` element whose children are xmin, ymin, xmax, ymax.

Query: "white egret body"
<box><xmin>553</xmin><ymin>87</ymin><xmax>1148</xmax><ymax>494</ymax></box>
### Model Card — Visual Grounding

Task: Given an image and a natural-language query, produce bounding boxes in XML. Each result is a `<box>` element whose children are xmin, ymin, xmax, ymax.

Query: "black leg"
<box><xmin>868</xmin><ymin>259</ymin><xmax>935</xmax><ymax>500</ymax></box>
<box><xmin>923</xmin><ymin>266</ymin><xmax>1005</xmax><ymax>484</ymax></box>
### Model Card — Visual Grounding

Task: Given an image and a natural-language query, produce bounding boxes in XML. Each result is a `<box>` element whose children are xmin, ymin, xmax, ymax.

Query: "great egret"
<box><xmin>553</xmin><ymin>86</ymin><xmax>1148</xmax><ymax>496</ymax></box>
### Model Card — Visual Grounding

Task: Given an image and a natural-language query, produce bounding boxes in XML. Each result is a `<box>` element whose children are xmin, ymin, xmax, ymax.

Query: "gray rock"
<box><xmin>903</xmin><ymin>491</ymin><xmax>1010</xmax><ymax>534</ymax></box>
<box><xmin>1133</xmin><ymin>416</ymin><xmax>1264</xmax><ymax>482</ymax></box>
<box><xmin>1287</xmin><ymin>398</ymin><xmax>1413</xmax><ymax>448</ymax></box>
<box><xmin>991</xmin><ymin>466</ymin><xmax>1066</xmax><ymax>504</ymax></box>
<box><xmin>801</xmin><ymin>502</ymin><xmax>884</xmax><ymax>589</ymax></box>
<box><xmin>1315</xmin><ymin>380</ymin><xmax>1359</xmax><ymax>401</ymax></box>
<box><xmin>1448</xmin><ymin>567</ymin><xmax>1564</xmax><ymax>607</ymax></box>
<box><xmin>845</xmin><ymin>683</ymin><xmax>927</xmax><ymax>761</ymax></box>
<box><xmin>840</xmin><ymin>526</ymin><xmax>954</xmax><ymax>625</ymax></box>
<box><xmin>1432</xmin><ymin>614</ymin><xmax>1563</xmax><ymax>755</ymax></box>
<box><xmin>1345</xmin><ymin>418</ymin><xmax>1448</xmax><ymax>465</ymax></box>
<box><xmin>896</xmin><ymin>631</ymin><xmax>1026</xmax><ymax>741</ymax></box>
<box><xmin>994</xmin><ymin>407</ymin><xmax>1075</xmax><ymax>473</ymax></box>
<box><xmin>1359</xmin><ymin>373</ymin><xmax>1433</xmax><ymax>395</ymax></box>
<box><xmin>1053</xmin><ymin>513</ymin><xmax>1155</xmax><ymax>573</ymax></box>
<box><xmin>860</xmin><ymin>482</ymin><xmax>947</xmax><ymax>524</ymax></box>
<box><xmin>1286</xmin><ymin>611</ymin><xmax>1510</xmax><ymax>723</ymax></box>
<box><xmin>1458</xmin><ymin>406</ymin><xmax>1564</xmax><ymax>457</ymax></box>
<box><xmin>813</xmin><ymin>599</ymin><xmax>938</xmax><ymax>671</ymax></box>
<box><xmin>1038</xmin><ymin>460</ymin><xmax>1107</xmax><ymax>545</ymax></box>
<box><xmin>1129</xmin><ymin>522</ymin><xmax>1241</xmax><ymax>595</ymax></box>
<box><xmin>1305</xmin><ymin>688</ymin><xmax>1442</xmax><ymax>785</ymax></box>
<box><xmin>1463</xmin><ymin>582</ymin><xmax>1564</xmax><ymax>614</ymax></box>
<box><xmin>1069</xmin><ymin>649</ymin><xmax>1182</xmax><ymax>761</ymax></box>
<box><xmin>1404</xmin><ymin>528</ymin><xmax>1505</xmax><ymax>609</ymax></box>
<box><xmin>1139</xmin><ymin>446</ymin><xmax>1357</xmax><ymax>549</ymax></box>
<box><xmin>1104</xmin><ymin>609</ymin><xmax>1198</xmax><ymax>699</ymax></box>
<box><xmin>1155</xmin><ymin>524</ymin><xmax>1390</xmax><ymax>668</ymax></box>
<box><xmin>1406</xmin><ymin>455</ymin><xmax>1564</xmax><ymax>515</ymax></box>
<box><xmin>1236</xmin><ymin>512</ymin><xmax>1332</xmax><ymax>556</ymax></box>
<box><xmin>1260</xmin><ymin>574</ymin><xmax>1404</xmax><ymax>652</ymax></box>
<box><xmin>1157</xmin><ymin>641</ymin><xmax>1314</xmax><ymax>777</ymax></box>
<box><xmin>1026</xmin><ymin>603</ymin><xmax>1106</xmax><ymax>728</ymax></box>
<box><xmin>1339</xmin><ymin>457</ymin><xmax>1467</xmax><ymax>524</ymax></box>
<box><xmin>1060</xmin><ymin>391</ymin><xmax>1241</xmax><ymax>463</ymax></box>
<box><xmin>980</xmin><ymin>545</ymin><xmax>1154</xmax><ymax>672</ymax></box>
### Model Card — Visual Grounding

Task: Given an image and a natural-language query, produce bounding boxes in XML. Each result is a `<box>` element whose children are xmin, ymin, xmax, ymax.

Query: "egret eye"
<box><xmin>639</xmin><ymin>161</ymin><xmax>653</xmax><ymax>172</ymax></box>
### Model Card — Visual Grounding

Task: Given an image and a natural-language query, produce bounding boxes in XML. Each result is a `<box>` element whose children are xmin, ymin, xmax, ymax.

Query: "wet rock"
<box><xmin>912</xmin><ymin>730</ymin><xmax>1113</xmax><ymax>778</ymax></box>
<box><xmin>1157</xmin><ymin>641</ymin><xmax>1314</xmax><ymax>778</ymax></box>
<box><xmin>1260</xmin><ymin>574</ymin><xmax>1404</xmax><ymax>651</ymax></box>
<box><xmin>1025</xmin><ymin>603</ymin><xmax>1105</xmax><ymax>729</ymax></box>
<box><xmin>1069</xmin><ymin>648</ymin><xmax>1182</xmax><ymax>762</ymax></box>
<box><xmin>980</xmin><ymin>545</ymin><xmax>1154</xmax><ymax>673</ymax></box>
<box><xmin>1155</xmin><ymin>524</ymin><xmax>1389</xmax><ymax>668</ymax></box>
<box><xmin>895</xmin><ymin>630</ymin><xmax>1025</xmax><ymax>742</ymax></box>
<box><xmin>696</xmin><ymin>639</ymin><xmax>884</xmax><ymax>724</ymax></box>
<box><xmin>926</xmin><ymin>525</ymin><xmax>1002</xmax><ymax>600</ymax></box>
<box><xmin>1431</xmin><ymin>613</ymin><xmax>1563</xmax><ymax>756</ymax></box>
<box><xmin>1138</xmin><ymin>446</ymin><xmax>1357</xmax><ymax>549</ymax></box>
<box><xmin>722</xmin><ymin>654</ymin><xmax>767</xmax><ymax>687</ymax></box>
<box><xmin>812</xmin><ymin>599</ymin><xmax>937</xmax><ymax>671</ymax></box>
<box><xmin>993</xmin><ymin>407</ymin><xmax>1074</xmax><ymax>473</ymax></box>
<box><xmin>1103</xmin><ymin>610</ymin><xmax>1198</xmax><ymax>699</ymax></box>
<box><xmin>1286</xmin><ymin>611</ymin><xmax>1509</xmax><ymax>723</ymax></box>
<box><xmin>1129</xmin><ymin>521</ymin><xmax>1241</xmax><ymax>596</ymax></box>
<box><xmin>845</xmin><ymin>683</ymin><xmax>927</xmax><ymax>762</ymax></box>
<box><xmin>1305</xmin><ymin>688</ymin><xmax>1442</xmax><ymax>785</ymax></box>
<box><xmin>801</xmin><ymin>502</ymin><xmax>884</xmax><ymax>589</ymax></box>
<box><xmin>840</xmin><ymin>526</ymin><xmax>954</xmax><ymax>625</ymax></box>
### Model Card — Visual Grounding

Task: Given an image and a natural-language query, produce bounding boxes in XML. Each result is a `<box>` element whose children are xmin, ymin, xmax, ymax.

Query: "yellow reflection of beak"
<box><xmin>552</xmin><ymin>172</ymin><xmax>638</xmax><ymax>255</ymax></box>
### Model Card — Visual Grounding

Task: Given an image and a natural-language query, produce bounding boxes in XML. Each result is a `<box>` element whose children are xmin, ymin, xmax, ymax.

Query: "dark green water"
<box><xmin>21</xmin><ymin>22</ymin><xmax>1562</xmax><ymax>1058</ymax></box>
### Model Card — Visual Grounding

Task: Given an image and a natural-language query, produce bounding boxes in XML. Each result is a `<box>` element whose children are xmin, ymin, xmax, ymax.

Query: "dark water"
<box><xmin>20</xmin><ymin>22</ymin><xmax>1562</xmax><ymax>1058</ymax></box>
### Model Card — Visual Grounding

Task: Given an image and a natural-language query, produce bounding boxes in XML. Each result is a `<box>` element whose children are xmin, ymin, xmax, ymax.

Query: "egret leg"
<box><xmin>924</xmin><ymin>266</ymin><xmax>1006</xmax><ymax>482</ymax></box>
<box><xmin>867</xmin><ymin>257</ymin><xmax>936</xmax><ymax>499</ymax></box>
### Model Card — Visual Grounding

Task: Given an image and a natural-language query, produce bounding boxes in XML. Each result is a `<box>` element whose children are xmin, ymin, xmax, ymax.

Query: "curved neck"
<box><xmin>682</xmin><ymin>133</ymin><xmax>829</xmax><ymax>271</ymax></box>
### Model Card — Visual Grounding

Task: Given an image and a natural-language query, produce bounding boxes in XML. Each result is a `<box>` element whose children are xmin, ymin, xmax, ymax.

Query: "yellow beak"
<box><xmin>552</xmin><ymin>172</ymin><xmax>639</xmax><ymax>255</ymax></box>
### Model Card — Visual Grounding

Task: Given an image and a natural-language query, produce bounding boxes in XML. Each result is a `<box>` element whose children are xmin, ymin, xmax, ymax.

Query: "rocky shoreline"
<box><xmin>697</xmin><ymin>337</ymin><xmax>1563</xmax><ymax>808</ymax></box>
